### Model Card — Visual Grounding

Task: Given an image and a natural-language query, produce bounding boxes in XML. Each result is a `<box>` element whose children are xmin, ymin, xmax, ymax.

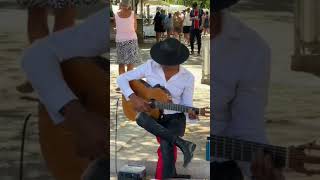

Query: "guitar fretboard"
<box><xmin>154</xmin><ymin>101</ymin><xmax>199</xmax><ymax>114</ymax></box>
<box><xmin>210</xmin><ymin>135</ymin><xmax>288</xmax><ymax>168</ymax></box>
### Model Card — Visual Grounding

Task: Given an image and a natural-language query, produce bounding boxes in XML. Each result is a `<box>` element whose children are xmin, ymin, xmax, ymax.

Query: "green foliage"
<box><xmin>165</xmin><ymin>0</ymin><xmax>209</xmax><ymax>8</ymax></box>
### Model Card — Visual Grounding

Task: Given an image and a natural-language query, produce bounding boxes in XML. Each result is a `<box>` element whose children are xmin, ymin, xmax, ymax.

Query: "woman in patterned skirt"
<box><xmin>114</xmin><ymin>0</ymin><xmax>140</xmax><ymax>77</ymax></box>
<box><xmin>16</xmin><ymin>0</ymin><xmax>98</xmax><ymax>93</ymax></box>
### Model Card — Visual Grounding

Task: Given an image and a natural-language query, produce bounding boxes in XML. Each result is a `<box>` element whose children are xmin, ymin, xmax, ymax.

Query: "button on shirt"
<box><xmin>211</xmin><ymin>11</ymin><xmax>271</xmax><ymax>177</ymax></box>
<box><xmin>21</xmin><ymin>8</ymin><xmax>109</xmax><ymax>124</ymax></box>
<box><xmin>117</xmin><ymin>60</ymin><xmax>195</xmax><ymax>115</ymax></box>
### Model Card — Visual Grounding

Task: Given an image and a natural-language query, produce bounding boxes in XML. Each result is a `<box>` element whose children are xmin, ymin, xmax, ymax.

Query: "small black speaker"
<box><xmin>118</xmin><ymin>164</ymin><xmax>146</xmax><ymax>180</ymax></box>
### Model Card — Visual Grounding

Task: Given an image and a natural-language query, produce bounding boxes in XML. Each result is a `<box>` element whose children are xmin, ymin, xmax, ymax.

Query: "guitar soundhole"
<box><xmin>149</xmin><ymin>99</ymin><xmax>156</xmax><ymax>108</ymax></box>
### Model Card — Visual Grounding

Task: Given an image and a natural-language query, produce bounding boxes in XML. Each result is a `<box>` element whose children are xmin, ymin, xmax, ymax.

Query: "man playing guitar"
<box><xmin>212</xmin><ymin>0</ymin><xmax>284</xmax><ymax>179</ymax></box>
<box><xmin>20</xmin><ymin>7</ymin><xmax>109</xmax><ymax>179</ymax></box>
<box><xmin>117</xmin><ymin>38</ymin><xmax>197</xmax><ymax>179</ymax></box>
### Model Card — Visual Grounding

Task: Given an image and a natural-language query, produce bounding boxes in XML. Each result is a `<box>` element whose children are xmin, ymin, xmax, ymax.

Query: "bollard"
<box><xmin>201</xmin><ymin>35</ymin><xmax>210</xmax><ymax>85</ymax></box>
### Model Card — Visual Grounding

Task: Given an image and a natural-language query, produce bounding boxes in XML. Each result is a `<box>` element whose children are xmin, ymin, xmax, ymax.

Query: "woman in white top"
<box><xmin>114</xmin><ymin>0</ymin><xmax>141</xmax><ymax>78</ymax></box>
<box><xmin>182</xmin><ymin>8</ymin><xmax>192</xmax><ymax>45</ymax></box>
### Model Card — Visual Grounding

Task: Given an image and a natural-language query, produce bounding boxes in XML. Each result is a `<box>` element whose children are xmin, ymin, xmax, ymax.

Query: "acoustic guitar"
<box><xmin>38</xmin><ymin>57</ymin><xmax>109</xmax><ymax>180</ymax></box>
<box><xmin>210</xmin><ymin>135</ymin><xmax>320</xmax><ymax>175</ymax></box>
<box><xmin>122</xmin><ymin>80</ymin><xmax>210</xmax><ymax>121</ymax></box>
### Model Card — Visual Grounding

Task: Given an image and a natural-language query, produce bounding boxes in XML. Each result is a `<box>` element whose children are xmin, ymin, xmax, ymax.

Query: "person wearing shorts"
<box><xmin>182</xmin><ymin>8</ymin><xmax>191</xmax><ymax>45</ymax></box>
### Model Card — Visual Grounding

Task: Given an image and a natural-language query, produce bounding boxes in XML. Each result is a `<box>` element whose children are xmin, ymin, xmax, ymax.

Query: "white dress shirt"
<box><xmin>21</xmin><ymin>8</ymin><xmax>109</xmax><ymax>124</ymax></box>
<box><xmin>211</xmin><ymin>11</ymin><xmax>271</xmax><ymax>177</ymax></box>
<box><xmin>117</xmin><ymin>60</ymin><xmax>195</xmax><ymax>115</ymax></box>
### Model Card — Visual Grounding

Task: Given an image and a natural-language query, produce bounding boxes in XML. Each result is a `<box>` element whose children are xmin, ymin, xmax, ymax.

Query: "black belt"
<box><xmin>160</xmin><ymin>113</ymin><xmax>185</xmax><ymax>120</ymax></box>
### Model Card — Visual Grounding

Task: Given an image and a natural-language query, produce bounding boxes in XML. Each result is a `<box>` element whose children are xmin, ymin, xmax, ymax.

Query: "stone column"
<box><xmin>201</xmin><ymin>35</ymin><xmax>210</xmax><ymax>85</ymax></box>
<box><xmin>137</xmin><ymin>18</ymin><xmax>144</xmax><ymax>43</ymax></box>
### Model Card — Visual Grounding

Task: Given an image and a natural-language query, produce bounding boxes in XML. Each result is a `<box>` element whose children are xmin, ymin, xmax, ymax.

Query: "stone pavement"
<box><xmin>109</xmin><ymin>41</ymin><xmax>210</xmax><ymax>178</ymax></box>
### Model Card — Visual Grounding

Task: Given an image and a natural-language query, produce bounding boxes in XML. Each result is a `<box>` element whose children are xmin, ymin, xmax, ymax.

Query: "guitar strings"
<box><xmin>210</xmin><ymin>136</ymin><xmax>309</xmax><ymax>162</ymax></box>
<box><xmin>155</xmin><ymin>101</ymin><xmax>198</xmax><ymax>112</ymax></box>
<box><xmin>211</xmin><ymin>140</ymin><xmax>288</xmax><ymax>158</ymax></box>
<box><xmin>211</xmin><ymin>136</ymin><xmax>288</xmax><ymax>153</ymax></box>
<box><xmin>211</xmin><ymin>141</ymin><xmax>308</xmax><ymax>164</ymax></box>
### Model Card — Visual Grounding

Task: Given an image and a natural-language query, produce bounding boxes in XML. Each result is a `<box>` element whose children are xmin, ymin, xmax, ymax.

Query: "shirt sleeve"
<box><xmin>181</xmin><ymin>75</ymin><xmax>195</xmax><ymax>107</ymax></box>
<box><xmin>116</xmin><ymin>62</ymin><xmax>148</xmax><ymax>100</ymax></box>
<box><xmin>230</xmin><ymin>45</ymin><xmax>271</xmax><ymax>144</ymax></box>
<box><xmin>21</xmin><ymin>8</ymin><xmax>109</xmax><ymax>124</ymax></box>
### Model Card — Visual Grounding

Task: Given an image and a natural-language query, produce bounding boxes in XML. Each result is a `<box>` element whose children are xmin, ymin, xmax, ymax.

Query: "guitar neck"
<box><xmin>210</xmin><ymin>135</ymin><xmax>288</xmax><ymax>168</ymax></box>
<box><xmin>154</xmin><ymin>101</ymin><xmax>198</xmax><ymax>114</ymax></box>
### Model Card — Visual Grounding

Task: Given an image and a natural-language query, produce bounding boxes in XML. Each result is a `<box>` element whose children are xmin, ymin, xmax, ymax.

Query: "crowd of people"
<box><xmin>153</xmin><ymin>2</ymin><xmax>210</xmax><ymax>55</ymax></box>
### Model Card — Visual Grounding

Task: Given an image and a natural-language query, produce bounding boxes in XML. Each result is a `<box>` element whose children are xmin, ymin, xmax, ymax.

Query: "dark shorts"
<box><xmin>155</xmin><ymin>26</ymin><xmax>165</xmax><ymax>33</ymax></box>
<box><xmin>183</xmin><ymin>26</ymin><xmax>191</xmax><ymax>33</ymax></box>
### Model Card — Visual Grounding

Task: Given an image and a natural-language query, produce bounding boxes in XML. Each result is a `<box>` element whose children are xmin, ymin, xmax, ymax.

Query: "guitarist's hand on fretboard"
<box><xmin>188</xmin><ymin>110</ymin><xmax>199</xmax><ymax>120</ymax></box>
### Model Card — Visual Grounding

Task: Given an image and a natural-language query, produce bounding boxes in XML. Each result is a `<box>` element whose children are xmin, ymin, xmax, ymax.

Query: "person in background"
<box><xmin>203</xmin><ymin>11</ymin><xmax>210</xmax><ymax>35</ymax></box>
<box><xmin>182</xmin><ymin>8</ymin><xmax>192</xmax><ymax>45</ymax></box>
<box><xmin>15</xmin><ymin>0</ymin><xmax>81</xmax><ymax>93</ymax></box>
<box><xmin>160</xmin><ymin>9</ymin><xmax>167</xmax><ymax>39</ymax></box>
<box><xmin>114</xmin><ymin>0</ymin><xmax>140</xmax><ymax>82</ymax></box>
<box><xmin>190</xmin><ymin>2</ymin><xmax>204</xmax><ymax>55</ymax></box>
<box><xmin>154</xmin><ymin>11</ymin><xmax>164</xmax><ymax>42</ymax></box>
<box><xmin>173</xmin><ymin>11</ymin><xmax>183</xmax><ymax>41</ymax></box>
<box><xmin>164</xmin><ymin>13</ymin><xmax>173</xmax><ymax>38</ymax></box>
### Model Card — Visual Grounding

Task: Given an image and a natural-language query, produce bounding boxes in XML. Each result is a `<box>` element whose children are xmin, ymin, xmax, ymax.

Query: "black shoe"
<box><xmin>175</xmin><ymin>137</ymin><xmax>196</xmax><ymax>167</ymax></box>
<box><xmin>190</xmin><ymin>51</ymin><xmax>194</xmax><ymax>55</ymax></box>
<box><xmin>173</xmin><ymin>174</ymin><xmax>191</xmax><ymax>179</ymax></box>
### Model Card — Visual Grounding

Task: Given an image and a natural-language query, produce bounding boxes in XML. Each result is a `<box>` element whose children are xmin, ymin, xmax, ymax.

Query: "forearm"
<box><xmin>117</xmin><ymin>63</ymin><xmax>148</xmax><ymax>99</ymax></box>
<box><xmin>116</xmin><ymin>75</ymin><xmax>135</xmax><ymax>100</ymax></box>
<box><xmin>21</xmin><ymin>40</ymin><xmax>78</xmax><ymax>124</ymax></box>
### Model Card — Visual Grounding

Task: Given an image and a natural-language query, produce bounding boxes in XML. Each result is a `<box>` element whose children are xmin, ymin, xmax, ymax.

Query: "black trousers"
<box><xmin>136</xmin><ymin>112</ymin><xmax>186</xmax><ymax>178</ymax></box>
<box><xmin>211</xmin><ymin>161</ymin><xmax>244</xmax><ymax>180</ymax></box>
<box><xmin>190</xmin><ymin>28</ymin><xmax>202</xmax><ymax>53</ymax></box>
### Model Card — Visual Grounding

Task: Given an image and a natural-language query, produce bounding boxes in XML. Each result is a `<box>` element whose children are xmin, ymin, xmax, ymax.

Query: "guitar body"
<box><xmin>38</xmin><ymin>57</ymin><xmax>108</xmax><ymax>180</ymax></box>
<box><xmin>122</xmin><ymin>80</ymin><xmax>171</xmax><ymax>121</ymax></box>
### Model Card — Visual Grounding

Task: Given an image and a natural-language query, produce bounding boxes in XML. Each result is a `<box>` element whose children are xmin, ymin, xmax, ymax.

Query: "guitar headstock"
<box><xmin>198</xmin><ymin>107</ymin><xmax>210</xmax><ymax>117</ymax></box>
<box><xmin>288</xmin><ymin>141</ymin><xmax>320</xmax><ymax>175</ymax></box>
